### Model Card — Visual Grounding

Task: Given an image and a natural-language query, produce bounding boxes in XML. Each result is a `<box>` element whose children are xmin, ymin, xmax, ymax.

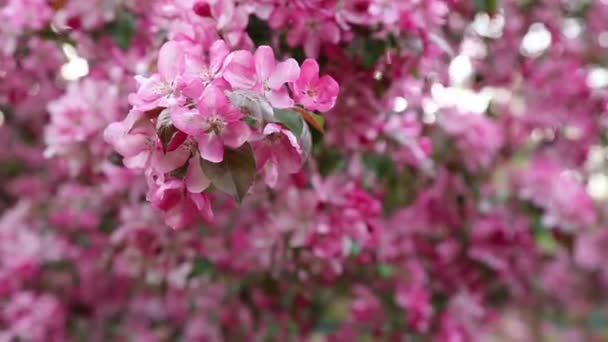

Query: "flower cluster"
<box><xmin>105</xmin><ymin>37</ymin><xmax>338</xmax><ymax>228</ymax></box>
<box><xmin>2</xmin><ymin>0</ymin><xmax>608</xmax><ymax>340</ymax></box>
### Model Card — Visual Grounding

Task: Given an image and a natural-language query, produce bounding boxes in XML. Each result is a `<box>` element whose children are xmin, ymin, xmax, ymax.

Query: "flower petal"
<box><xmin>267</xmin><ymin>58</ymin><xmax>300</xmax><ymax>89</ymax></box>
<box><xmin>171</xmin><ymin>108</ymin><xmax>208</xmax><ymax>136</ymax></box>
<box><xmin>185</xmin><ymin>156</ymin><xmax>211</xmax><ymax>193</ymax></box>
<box><xmin>265</xmin><ymin>88</ymin><xmax>294</xmax><ymax>109</ymax></box>
<box><xmin>199</xmin><ymin>133</ymin><xmax>224</xmax><ymax>163</ymax></box>
<box><xmin>222</xmin><ymin>121</ymin><xmax>250</xmax><ymax>148</ymax></box>
<box><xmin>254</xmin><ymin>46</ymin><xmax>275</xmax><ymax>82</ymax></box>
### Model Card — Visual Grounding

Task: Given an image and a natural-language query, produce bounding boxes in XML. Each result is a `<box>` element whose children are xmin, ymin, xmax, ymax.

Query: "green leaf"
<box><xmin>246</xmin><ymin>15</ymin><xmax>272</xmax><ymax>46</ymax></box>
<box><xmin>378</xmin><ymin>263</ymin><xmax>393</xmax><ymax>278</ymax></box>
<box><xmin>274</xmin><ymin>108</ymin><xmax>312</xmax><ymax>155</ymax></box>
<box><xmin>106</xmin><ymin>12</ymin><xmax>136</xmax><ymax>50</ymax></box>
<box><xmin>274</xmin><ymin>109</ymin><xmax>304</xmax><ymax>135</ymax></box>
<box><xmin>200</xmin><ymin>143</ymin><xmax>256</xmax><ymax>203</ymax></box>
<box><xmin>535</xmin><ymin>230</ymin><xmax>559</xmax><ymax>254</ymax></box>
<box><xmin>362</xmin><ymin>39</ymin><xmax>388</xmax><ymax>69</ymax></box>
<box><xmin>475</xmin><ymin>0</ymin><xmax>499</xmax><ymax>15</ymax></box>
<box><xmin>189</xmin><ymin>256</ymin><xmax>214</xmax><ymax>278</ymax></box>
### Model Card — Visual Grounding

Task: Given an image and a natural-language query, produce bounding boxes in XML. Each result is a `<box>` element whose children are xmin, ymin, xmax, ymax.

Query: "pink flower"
<box><xmin>147</xmin><ymin>176</ymin><xmax>213</xmax><ymax>230</ymax></box>
<box><xmin>286</xmin><ymin>16</ymin><xmax>341</xmax><ymax>58</ymax></box>
<box><xmin>179</xmin><ymin>39</ymin><xmax>230</xmax><ymax>99</ymax></box>
<box><xmin>395</xmin><ymin>285</ymin><xmax>433</xmax><ymax>333</ymax></box>
<box><xmin>290</xmin><ymin>59</ymin><xmax>339</xmax><ymax>112</ymax></box>
<box><xmin>104</xmin><ymin>110</ymin><xmax>190</xmax><ymax>174</ymax></box>
<box><xmin>129</xmin><ymin>40</ymin><xmax>189</xmax><ymax>111</ymax></box>
<box><xmin>170</xmin><ymin>86</ymin><xmax>250</xmax><ymax>163</ymax></box>
<box><xmin>252</xmin><ymin>123</ymin><xmax>303</xmax><ymax>188</ymax></box>
<box><xmin>223</xmin><ymin>46</ymin><xmax>300</xmax><ymax>108</ymax></box>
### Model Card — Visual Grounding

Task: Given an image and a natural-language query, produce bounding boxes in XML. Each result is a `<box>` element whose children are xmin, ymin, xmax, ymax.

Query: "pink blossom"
<box><xmin>104</xmin><ymin>110</ymin><xmax>190</xmax><ymax>174</ymax></box>
<box><xmin>286</xmin><ymin>16</ymin><xmax>341</xmax><ymax>58</ymax></box>
<box><xmin>179</xmin><ymin>39</ymin><xmax>230</xmax><ymax>98</ymax></box>
<box><xmin>147</xmin><ymin>177</ymin><xmax>213</xmax><ymax>229</ymax></box>
<box><xmin>290</xmin><ymin>59</ymin><xmax>339</xmax><ymax>112</ymax></box>
<box><xmin>170</xmin><ymin>85</ymin><xmax>250</xmax><ymax>163</ymax></box>
<box><xmin>252</xmin><ymin>123</ymin><xmax>303</xmax><ymax>187</ymax></box>
<box><xmin>223</xmin><ymin>45</ymin><xmax>300</xmax><ymax>108</ymax></box>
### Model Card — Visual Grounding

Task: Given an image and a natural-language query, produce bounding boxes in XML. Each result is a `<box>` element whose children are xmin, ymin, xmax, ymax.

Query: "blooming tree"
<box><xmin>1</xmin><ymin>0</ymin><xmax>608</xmax><ymax>340</ymax></box>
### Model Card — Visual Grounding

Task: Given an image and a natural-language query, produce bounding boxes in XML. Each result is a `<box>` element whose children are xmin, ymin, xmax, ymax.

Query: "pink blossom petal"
<box><xmin>223</xmin><ymin>51</ymin><xmax>256</xmax><ymax>89</ymax></box>
<box><xmin>267</xmin><ymin>58</ymin><xmax>300</xmax><ymax>89</ymax></box>
<box><xmin>265</xmin><ymin>88</ymin><xmax>294</xmax><ymax>109</ymax></box>
<box><xmin>321</xmin><ymin>21</ymin><xmax>341</xmax><ymax>44</ymax></box>
<box><xmin>185</xmin><ymin>156</ymin><xmax>211</xmax><ymax>193</ymax></box>
<box><xmin>199</xmin><ymin>85</ymin><xmax>230</xmax><ymax>113</ymax></box>
<box><xmin>152</xmin><ymin>147</ymin><xmax>190</xmax><ymax>174</ymax></box>
<box><xmin>254</xmin><ymin>46</ymin><xmax>275</xmax><ymax>82</ymax></box>
<box><xmin>190</xmin><ymin>193</ymin><xmax>214</xmax><ymax>222</ymax></box>
<box><xmin>209</xmin><ymin>40</ymin><xmax>230</xmax><ymax>74</ymax></box>
<box><xmin>123</xmin><ymin>151</ymin><xmax>151</xmax><ymax>171</ymax></box>
<box><xmin>171</xmin><ymin>108</ymin><xmax>208</xmax><ymax>136</ymax></box>
<box><xmin>158</xmin><ymin>41</ymin><xmax>184</xmax><ymax>81</ymax></box>
<box><xmin>263</xmin><ymin>160</ymin><xmax>279</xmax><ymax>188</ymax></box>
<box><xmin>222</xmin><ymin>121</ymin><xmax>250</xmax><ymax>148</ymax></box>
<box><xmin>199</xmin><ymin>133</ymin><xmax>224</xmax><ymax>163</ymax></box>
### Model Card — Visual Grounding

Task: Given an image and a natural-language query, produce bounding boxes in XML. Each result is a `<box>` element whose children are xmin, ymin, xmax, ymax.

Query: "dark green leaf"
<box><xmin>274</xmin><ymin>108</ymin><xmax>312</xmax><ymax>156</ymax></box>
<box><xmin>475</xmin><ymin>0</ymin><xmax>499</xmax><ymax>15</ymax></box>
<box><xmin>274</xmin><ymin>109</ymin><xmax>304</xmax><ymax>135</ymax></box>
<box><xmin>378</xmin><ymin>263</ymin><xmax>393</xmax><ymax>278</ymax></box>
<box><xmin>362</xmin><ymin>39</ymin><xmax>388</xmax><ymax>69</ymax></box>
<box><xmin>106</xmin><ymin>12</ymin><xmax>136</xmax><ymax>50</ymax></box>
<box><xmin>189</xmin><ymin>256</ymin><xmax>214</xmax><ymax>278</ymax></box>
<box><xmin>200</xmin><ymin>143</ymin><xmax>256</xmax><ymax>203</ymax></box>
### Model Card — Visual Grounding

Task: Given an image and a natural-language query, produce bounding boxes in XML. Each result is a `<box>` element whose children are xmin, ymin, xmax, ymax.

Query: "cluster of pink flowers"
<box><xmin>2</xmin><ymin>0</ymin><xmax>608</xmax><ymax>340</ymax></box>
<box><xmin>104</xmin><ymin>37</ymin><xmax>338</xmax><ymax>228</ymax></box>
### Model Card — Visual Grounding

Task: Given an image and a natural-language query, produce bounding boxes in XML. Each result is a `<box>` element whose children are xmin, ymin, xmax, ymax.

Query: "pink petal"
<box><xmin>222</xmin><ymin>121</ymin><xmax>250</xmax><ymax>148</ymax></box>
<box><xmin>267</xmin><ymin>58</ymin><xmax>300</xmax><ymax>89</ymax></box>
<box><xmin>277</xmin><ymin>136</ymin><xmax>303</xmax><ymax>173</ymax></box>
<box><xmin>304</xmin><ymin>36</ymin><xmax>321</xmax><ymax>59</ymax></box>
<box><xmin>254</xmin><ymin>46</ymin><xmax>275</xmax><ymax>82</ymax></box>
<box><xmin>185</xmin><ymin>156</ymin><xmax>211</xmax><ymax>193</ymax></box>
<box><xmin>190</xmin><ymin>193</ymin><xmax>214</xmax><ymax>222</ymax></box>
<box><xmin>114</xmin><ymin>134</ymin><xmax>149</xmax><ymax>157</ymax></box>
<box><xmin>199</xmin><ymin>133</ymin><xmax>224</xmax><ymax>163</ymax></box>
<box><xmin>262</xmin><ymin>123</ymin><xmax>283</xmax><ymax>135</ymax></box>
<box><xmin>209</xmin><ymin>39</ymin><xmax>230</xmax><ymax>74</ymax></box>
<box><xmin>262</xmin><ymin>161</ymin><xmax>279</xmax><ymax>188</ymax></box>
<box><xmin>252</xmin><ymin>141</ymin><xmax>272</xmax><ymax>167</ymax></box>
<box><xmin>104</xmin><ymin>121</ymin><xmax>127</xmax><ymax>144</ymax></box>
<box><xmin>199</xmin><ymin>85</ymin><xmax>229</xmax><ymax>113</ymax></box>
<box><xmin>298</xmin><ymin>59</ymin><xmax>320</xmax><ymax>85</ymax></box>
<box><xmin>158</xmin><ymin>41</ymin><xmax>184</xmax><ymax>81</ymax></box>
<box><xmin>266</xmin><ymin>88</ymin><xmax>294</xmax><ymax>109</ymax></box>
<box><xmin>321</xmin><ymin>21</ymin><xmax>341</xmax><ymax>44</ymax></box>
<box><xmin>315</xmin><ymin>75</ymin><xmax>340</xmax><ymax>112</ymax></box>
<box><xmin>152</xmin><ymin>147</ymin><xmax>190</xmax><ymax>174</ymax></box>
<box><xmin>149</xmin><ymin>179</ymin><xmax>183</xmax><ymax>211</ymax></box>
<box><xmin>171</xmin><ymin>108</ymin><xmax>208</xmax><ymax>136</ymax></box>
<box><xmin>223</xmin><ymin>51</ymin><xmax>256</xmax><ymax>89</ymax></box>
<box><xmin>123</xmin><ymin>151</ymin><xmax>151</xmax><ymax>171</ymax></box>
<box><xmin>166</xmin><ymin>131</ymin><xmax>189</xmax><ymax>152</ymax></box>
<box><xmin>165</xmin><ymin>197</ymin><xmax>196</xmax><ymax>230</ymax></box>
<box><xmin>286</xmin><ymin>21</ymin><xmax>306</xmax><ymax>47</ymax></box>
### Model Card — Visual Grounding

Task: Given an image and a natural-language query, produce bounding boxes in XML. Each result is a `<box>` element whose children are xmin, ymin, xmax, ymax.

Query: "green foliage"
<box><xmin>189</xmin><ymin>256</ymin><xmax>214</xmax><ymax>278</ymax></box>
<box><xmin>475</xmin><ymin>0</ymin><xmax>499</xmax><ymax>15</ymax></box>
<box><xmin>201</xmin><ymin>143</ymin><xmax>257</xmax><ymax>203</ymax></box>
<box><xmin>106</xmin><ymin>12</ymin><xmax>136</xmax><ymax>50</ymax></box>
